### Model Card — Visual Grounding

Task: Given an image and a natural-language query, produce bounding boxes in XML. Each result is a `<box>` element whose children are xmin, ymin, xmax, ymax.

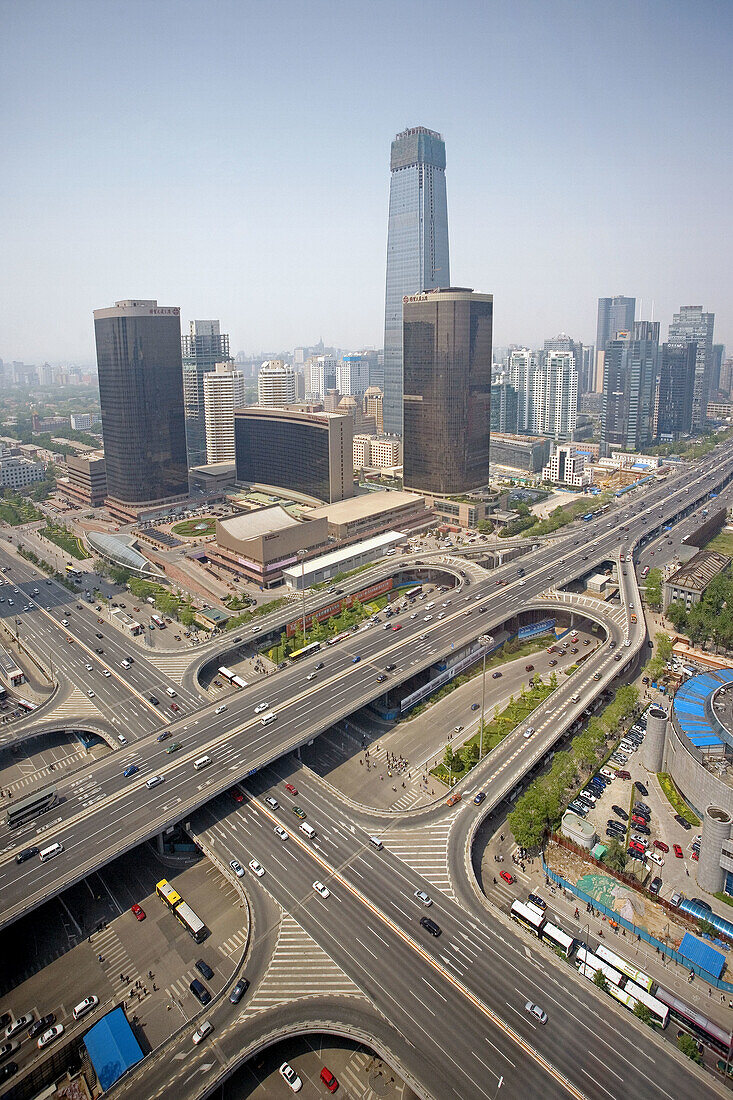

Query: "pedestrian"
<box><xmin>97</xmin><ymin>953</ymin><xmax>103</xmax><ymax>962</ymax></box>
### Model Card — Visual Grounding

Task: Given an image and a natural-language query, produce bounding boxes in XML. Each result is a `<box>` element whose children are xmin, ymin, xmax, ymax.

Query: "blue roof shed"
<box><xmin>679</xmin><ymin>931</ymin><xmax>726</xmax><ymax>980</ymax></box>
<box><xmin>83</xmin><ymin>1006</ymin><xmax>144</xmax><ymax>1091</ymax></box>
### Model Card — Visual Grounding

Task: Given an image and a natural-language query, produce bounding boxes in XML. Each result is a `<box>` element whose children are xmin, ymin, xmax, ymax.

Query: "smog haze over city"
<box><xmin>1</xmin><ymin>0</ymin><xmax>732</xmax><ymax>363</ymax></box>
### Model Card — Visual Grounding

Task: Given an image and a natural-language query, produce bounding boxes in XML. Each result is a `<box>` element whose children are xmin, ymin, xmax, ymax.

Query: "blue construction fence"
<box><xmin>542</xmin><ymin>857</ymin><xmax>733</xmax><ymax>992</ymax></box>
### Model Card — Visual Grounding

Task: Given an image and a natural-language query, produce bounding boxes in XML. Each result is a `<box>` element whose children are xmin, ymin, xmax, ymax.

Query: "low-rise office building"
<box><xmin>490</xmin><ymin>433</ymin><xmax>552</xmax><ymax>474</ymax></box>
<box><xmin>207</xmin><ymin>506</ymin><xmax>330</xmax><ymax>588</ymax></box>
<box><xmin>189</xmin><ymin>461</ymin><xmax>237</xmax><ymax>494</ymax></box>
<box><xmin>281</xmin><ymin>530</ymin><xmax>404</xmax><ymax>590</ymax></box>
<box><xmin>59</xmin><ymin>452</ymin><xmax>108</xmax><ymax>507</ymax></box>
<box><xmin>304</xmin><ymin>490</ymin><xmax>429</xmax><ymax>543</ymax></box>
<box><xmin>418</xmin><ymin>492</ymin><xmax>495</xmax><ymax>529</ymax></box>
<box><xmin>0</xmin><ymin>456</ymin><xmax>46</xmax><ymax>491</ymax></box>
<box><xmin>664</xmin><ymin>549</ymin><xmax>730</xmax><ymax>610</ymax></box>
<box><xmin>541</xmin><ymin>444</ymin><xmax>593</xmax><ymax>488</ymax></box>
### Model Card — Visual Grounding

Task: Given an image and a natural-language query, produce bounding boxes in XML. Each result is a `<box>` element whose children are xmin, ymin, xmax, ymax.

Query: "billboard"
<box><xmin>518</xmin><ymin>617</ymin><xmax>555</xmax><ymax>640</ymax></box>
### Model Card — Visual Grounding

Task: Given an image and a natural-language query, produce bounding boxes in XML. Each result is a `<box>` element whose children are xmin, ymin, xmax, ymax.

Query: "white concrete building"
<box><xmin>204</xmin><ymin>362</ymin><xmax>246</xmax><ymax>463</ymax></box>
<box><xmin>337</xmin><ymin>355</ymin><xmax>370</xmax><ymax>396</ymax></box>
<box><xmin>509</xmin><ymin>348</ymin><xmax>537</xmax><ymax>432</ymax></box>
<box><xmin>0</xmin><ymin>457</ymin><xmax>46</xmax><ymax>490</ymax></box>
<box><xmin>532</xmin><ymin>351</ymin><xmax>578</xmax><ymax>440</ymax></box>
<box><xmin>257</xmin><ymin>360</ymin><xmax>296</xmax><ymax>406</ymax></box>
<box><xmin>541</xmin><ymin>443</ymin><xmax>592</xmax><ymax>487</ymax></box>
<box><xmin>70</xmin><ymin>413</ymin><xmax>93</xmax><ymax>430</ymax></box>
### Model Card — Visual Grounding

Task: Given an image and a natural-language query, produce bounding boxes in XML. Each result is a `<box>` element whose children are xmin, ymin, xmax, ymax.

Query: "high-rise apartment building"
<box><xmin>181</xmin><ymin>320</ymin><xmax>231</xmax><ymax>468</ymax></box>
<box><xmin>490</xmin><ymin>382</ymin><xmax>519</xmax><ymax>434</ymax></box>
<box><xmin>403</xmin><ymin>288</ymin><xmax>492</xmax><ymax>494</ymax></box>
<box><xmin>383</xmin><ymin>127</ymin><xmax>450</xmax><ymax>435</ymax></box>
<box><xmin>595</xmin><ymin>296</ymin><xmax>636</xmax><ymax>392</ymax></box>
<box><xmin>601</xmin><ymin>320</ymin><xmax>659</xmax><ymax>454</ymax></box>
<box><xmin>304</xmin><ymin>355</ymin><xmax>337</xmax><ymax>401</ymax></box>
<box><xmin>203</xmin><ymin>362</ymin><xmax>246</xmax><ymax>463</ymax></box>
<box><xmin>94</xmin><ymin>300</ymin><xmax>188</xmax><ymax>517</ymax></box>
<box><xmin>654</xmin><ymin>342</ymin><xmax>696</xmax><ymax>441</ymax></box>
<box><xmin>543</xmin><ymin>333</ymin><xmax>584</xmax><ymax>390</ymax></box>
<box><xmin>257</xmin><ymin>361</ymin><xmax>296</xmax><ymax>406</ymax></box>
<box><xmin>533</xmin><ymin>351</ymin><xmax>578</xmax><ymax>440</ymax></box>
<box><xmin>337</xmin><ymin>355</ymin><xmax>370</xmax><ymax>396</ymax></box>
<box><xmin>508</xmin><ymin>349</ymin><xmax>537</xmax><ymax>432</ymax></box>
<box><xmin>668</xmin><ymin>306</ymin><xmax>715</xmax><ymax>430</ymax></box>
<box><xmin>363</xmin><ymin>387</ymin><xmax>384</xmax><ymax>433</ymax></box>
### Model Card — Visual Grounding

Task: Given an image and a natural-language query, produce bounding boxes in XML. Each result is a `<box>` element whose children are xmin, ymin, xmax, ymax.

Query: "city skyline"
<box><xmin>1</xmin><ymin>1</ymin><xmax>731</xmax><ymax>362</ymax></box>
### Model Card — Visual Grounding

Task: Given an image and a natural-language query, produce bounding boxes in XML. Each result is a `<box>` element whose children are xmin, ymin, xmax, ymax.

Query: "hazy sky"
<box><xmin>2</xmin><ymin>0</ymin><xmax>731</xmax><ymax>364</ymax></box>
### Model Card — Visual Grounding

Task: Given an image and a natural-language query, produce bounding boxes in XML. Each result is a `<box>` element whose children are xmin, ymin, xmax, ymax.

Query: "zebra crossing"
<box><xmin>140</xmin><ymin>651</ymin><xmax>193</xmax><ymax>682</ymax></box>
<box><xmin>37</xmin><ymin>684</ymin><xmax>101</xmax><ymax>719</ymax></box>
<box><xmin>337</xmin><ymin>1049</ymin><xmax>413</xmax><ymax>1100</ymax></box>
<box><xmin>92</xmin><ymin>926</ymin><xmax>144</xmax><ymax>1003</ymax></box>
<box><xmin>240</xmin><ymin>912</ymin><xmax>363</xmax><ymax>1018</ymax></box>
<box><xmin>379</xmin><ymin>812</ymin><xmax>460</xmax><ymax>900</ymax></box>
<box><xmin>5</xmin><ymin>747</ymin><xmax>89</xmax><ymax>796</ymax></box>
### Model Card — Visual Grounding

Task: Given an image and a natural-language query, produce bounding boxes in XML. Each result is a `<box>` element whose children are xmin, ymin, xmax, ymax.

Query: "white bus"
<box><xmin>624</xmin><ymin>980</ymin><xmax>669</xmax><ymax>1027</ymax></box>
<box><xmin>595</xmin><ymin>944</ymin><xmax>654</xmax><ymax>992</ymax></box>
<box><xmin>575</xmin><ymin>945</ymin><xmax>623</xmax><ymax>987</ymax></box>
<box><xmin>510</xmin><ymin>899</ymin><xmax>545</xmax><ymax>936</ymax></box>
<box><xmin>541</xmin><ymin>921</ymin><xmax>575</xmax><ymax>958</ymax></box>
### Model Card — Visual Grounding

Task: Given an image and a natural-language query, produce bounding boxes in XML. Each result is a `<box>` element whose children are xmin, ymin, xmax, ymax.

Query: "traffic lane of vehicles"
<box><xmin>203</xmin><ymin>797</ymin><xmax>706</xmax><ymax>1100</ymax></box>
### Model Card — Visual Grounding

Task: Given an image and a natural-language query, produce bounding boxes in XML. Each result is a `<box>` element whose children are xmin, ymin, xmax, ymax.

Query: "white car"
<box><xmin>279</xmin><ymin>1062</ymin><xmax>303</xmax><ymax>1092</ymax></box>
<box><xmin>87</xmin><ymin>690</ymin><xmax>96</xmax><ymax>698</ymax></box>
<box><xmin>61</xmin><ymin>618</ymin><xmax>69</xmax><ymax>625</ymax></box>
<box><xmin>254</xmin><ymin>702</ymin><xmax>269</xmax><ymax>713</ymax></box>
<box><xmin>85</xmin><ymin>663</ymin><xmax>93</xmax><ymax>671</ymax></box>
<box><xmin>103</xmin><ymin>669</ymin><xmax>111</xmax><ymax>677</ymax></box>
<box><xmin>274</xmin><ymin>826</ymin><xmax>289</xmax><ymax>842</ymax></box>
<box><xmin>192</xmin><ymin>1020</ymin><xmax>212</xmax><ymax>1045</ymax></box>
<box><xmin>249</xmin><ymin>860</ymin><xmax>265</xmax><ymax>877</ymax></box>
<box><xmin>215</xmin><ymin>705</ymin><xmax>227</xmax><ymax>714</ymax></box>
<box><xmin>229</xmin><ymin>859</ymin><xmax>245</xmax><ymax>878</ymax></box>
<box><xmin>648</xmin><ymin>851</ymin><xmax>664</xmax><ymax>867</ymax></box>
<box><xmin>37</xmin><ymin>1024</ymin><xmax>64</xmax><ymax>1049</ymax></box>
<box><xmin>312</xmin><ymin>881</ymin><xmax>330</xmax><ymax>899</ymax></box>
<box><xmin>73</xmin><ymin>995</ymin><xmax>99</xmax><ymax>1020</ymax></box>
<box><xmin>306</xmin><ymin>672</ymin><xmax>317</xmax><ymax>680</ymax></box>
<box><xmin>414</xmin><ymin>889</ymin><xmax>432</xmax><ymax>907</ymax></box>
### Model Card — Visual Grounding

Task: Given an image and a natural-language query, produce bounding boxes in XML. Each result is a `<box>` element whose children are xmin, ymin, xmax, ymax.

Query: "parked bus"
<box><xmin>156</xmin><ymin>879</ymin><xmax>182</xmax><ymax>911</ymax></box>
<box><xmin>231</xmin><ymin>675</ymin><xmax>248</xmax><ymax>689</ymax></box>
<box><xmin>623</xmin><ymin>980</ymin><xmax>669</xmax><ymax>1028</ymax></box>
<box><xmin>326</xmin><ymin>631</ymin><xmax>353</xmax><ymax>647</ymax></box>
<box><xmin>510</xmin><ymin>899</ymin><xmax>545</xmax><ymax>936</ymax></box>
<box><xmin>405</xmin><ymin>586</ymin><xmax>422</xmax><ymax>600</ymax></box>
<box><xmin>654</xmin><ymin>986</ymin><xmax>732</xmax><ymax>1053</ymax></box>
<box><xmin>541</xmin><ymin>921</ymin><xmax>576</xmax><ymax>959</ymax></box>
<box><xmin>595</xmin><ymin>944</ymin><xmax>654</xmax><ymax>992</ymax></box>
<box><xmin>65</xmin><ymin>565</ymin><xmax>82</xmax><ymax>578</ymax></box>
<box><xmin>289</xmin><ymin>641</ymin><xmax>321</xmax><ymax>661</ymax></box>
<box><xmin>151</xmin><ymin>614</ymin><xmax>166</xmax><ymax>629</ymax></box>
<box><xmin>575</xmin><ymin>946</ymin><xmax>623</xmax><ymax>987</ymax></box>
<box><xmin>7</xmin><ymin>784</ymin><xmax>58</xmax><ymax>829</ymax></box>
<box><xmin>582</xmin><ymin>513</ymin><xmax>594</xmax><ymax>522</ymax></box>
<box><xmin>17</xmin><ymin>699</ymin><xmax>38</xmax><ymax>712</ymax></box>
<box><xmin>173</xmin><ymin>900</ymin><xmax>207</xmax><ymax>943</ymax></box>
<box><xmin>217</xmin><ymin>667</ymin><xmax>236</xmax><ymax>684</ymax></box>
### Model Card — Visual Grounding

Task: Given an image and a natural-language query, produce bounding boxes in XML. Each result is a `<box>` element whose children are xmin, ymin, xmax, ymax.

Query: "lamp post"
<box><xmin>478</xmin><ymin>634</ymin><xmax>493</xmax><ymax>762</ymax></box>
<box><xmin>492</xmin><ymin>1076</ymin><xmax>503</xmax><ymax>1099</ymax></box>
<box><xmin>297</xmin><ymin>550</ymin><xmax>307</xmax><ymax>644</ymax></box>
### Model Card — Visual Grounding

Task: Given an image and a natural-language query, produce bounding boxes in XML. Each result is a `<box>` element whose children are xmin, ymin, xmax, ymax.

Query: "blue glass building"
<box><xmin>383</xmin><ymin>127</ymin><xmax>450</xmax><ymax>436</ymax></box>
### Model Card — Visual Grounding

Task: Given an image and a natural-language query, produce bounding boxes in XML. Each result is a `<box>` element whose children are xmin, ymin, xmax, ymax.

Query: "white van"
<box><xmin>73</xmin><ymin>995</ymin><xmax>99</xmax><ymax>1020</ymax></box>
<box><xmin>194</xmin><ymin>755</ymin><xmax>211</xmax><ymax>771</ymax></box>
<box><xmin>260</xmin><ymin>711</ymin><xmax>277</xmax><ymax>725</ymax></box>
<box><xmin>165</xmin><ymin>687</ymin><xmax>177</xmax><ymax>698</ymax></box>
<box><xmin>299</xmin><ymin>822</ymin><xmax>316</xmax><ymax>840</ymax></box>
<box><xmin>121</xmin><ymin>660</ymin><xmax>131</xmax><ymax>669</ymax></box>
<box><xmin>39</xmin><ymin>842</ymin><xmax>64</xmax><ymax>862</ymax></box>
<box><xmin>368</xmin><ymin>835</ymin><xmax>383</xmax><ymax>850</ymax></box>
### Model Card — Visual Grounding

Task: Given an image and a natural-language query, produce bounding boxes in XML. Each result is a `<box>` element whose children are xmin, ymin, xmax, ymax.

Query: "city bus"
<box><xmin>405</xmin><ymin>586</ymin><xmax>422</xmax><ymax>601</ymax></box>
<box><xmin>510</xmin><ymin>899</ymin><xmax>545</xmax><ymax>936</ymax></box>
<box><xmin>217</xmin><ymin>667</ymin><xmax>236</xmax><ymax>684</ymax></box>
<box><xmin>623</xmin><ymin>980</ymin><xmax>669</xmax><ymax>1027</ymax></box>
<box><xmin>16</xmin><ymin>699</ymin><xmax>38</xmax><ymax>712</ymax></box>
<box><xmin>575</xmin><ymin>946</ymin><xmax>623</xmax><ymax>987</ymax></box>
<box><xmin>7</xmin><ymin>785</ymin><xmax>58</xmax><ymax>829</ymax></box>
<box><xmin>582</xmin><ymin>513</ymin><xmax>594</xmax><ymax>522</ymax></box>
<box><xmin>541</xmin><ymin>921</ymin><xmax>576</xmax><ymax>958</ymax></box>
<box><xmin>327</xmin><ymin>631</ymin><xmax>353</xmax><ymax>647</ymax></box>
<box><xmin>641</xmin><ymin>566</ymin><xmax>650</xmax><ymax>578</ymax></box>
<box><xmin>151</xmin><ymin>614</ymin><xmax>166</xmax><ymax>629</ymax></box>
<box><xmin>654</xmin><ymin>985</ymin><xmax>732</xmax><ymax>1053</ymax></box>
<box><xmin>231</xmin><ymin>675</ymin><xmax>248</xmax><ymax>689</ymax></box>
<box><xmin>156</xmin><ymin>879</ymin><xmax>182</xmax><ymax>911</ymax></box>
<box><xmin>289</xmin><ymin>641</ymin><xmax>321</xmax><ymax>661</ymax></box>
<box><xmin>65</xmin><ymin>565</ymin><xmax>82</xmax><ymax>579</ymax></box>
<box><xmin>595</xmin><ymin>944</ymin><xmax>654</xmax><ymax>992</ymax></box>
<box><xmin>173</xmin><ymin>900</ymin><xmax>207</xmax><ymax>943</ymax></box>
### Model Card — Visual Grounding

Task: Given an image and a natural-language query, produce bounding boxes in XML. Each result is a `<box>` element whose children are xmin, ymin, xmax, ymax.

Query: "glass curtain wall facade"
<box><xmin>655</xmin><ymin>341</ymin><xmax>696</xmax><ymax>441</ymax></box>
<box><xmin>403</xmin><ymin>288</ymin><xmax>492</xmax><ymax>494</ymax></box>
<box><xmin>93</xmin><ymin>300</ymin><xmax>188</xmax><ymax>507</ymax></box>
<box><xmin>668</xmin><ymin>306</ymin><xmax>715</xmax><ymax>430</ymax></box>
<box><xmin>181</xmin><ymin>320</ymin><xmax>232</xmax><ymax>468</ymax></box>
<box><xmin>383</xmin><ymin>127</ymin><xmax>450</xmax><ymax>436</ymax></box>
<box><xmin>601</xmin><ymin>320</ymin><xmax>659</xmax><ymax>453</ymax></box>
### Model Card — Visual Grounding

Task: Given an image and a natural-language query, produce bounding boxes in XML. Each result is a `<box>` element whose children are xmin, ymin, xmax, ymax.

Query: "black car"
<box><xmin>634</xmin><ymin>781</ymin><xmax>649</xmax><ymax>796</ymax></box>
<box><xmin>95</xmin><ymin>632</ymin><xmax>103</xmax><ymax>638</ymax></box>
<box><xmin>420</xmin><ymin>916</ymin><xmax>442</xmax><ymax>937</ymax></box>
<box><xmin>229</xmin><ymin>978</ymin><xmax>250</xmax><ymax>1004</ymax></box>
<box><xmin>195</xmin><ymin>959</ymin><xmax>214</xmax><ymax>981</ymax></box>
<box><xmin>649</xmin><ymin>877</ymin><xmax>662</xmax><ymax>895</ymax></box>
<box><xmin>384</xmin><ymin>663</ymin><xmax>396</xmax><ymax>671</ymax></box>
<box><xmin>157</xmin><ymin>731</ymin><xmax>172</xmax><ymax>742</ymax></box>
<box><xmin>15</xmin><ymin>846</ymin><xmax>39</xmax><ymax>865</ymax></box>
<box><xmin>633</xmin><ymin>805</ymin><xmax>651</xmax><ymax>819</ymax></box>
<box><xmin>690</xmin><ymin>898</ymin><xmax>712</xmax><ymax>911</ymax></box>
<box><xmin>0</xmin><ymin>1063</ymin><xmax>18</xmax><ymax>1082</ymax></box>
<box><xmin>612</xmin><ymin>806</ymin><xmax>628</xmax><ymax>820</ymax></box>
<box><xmin>633</xmin><ymin>823</ymin><xmax>650</xmax><ymax>835</ymax></box>
<box><xmin>606</xmin><ymin>828</ymin><xmax>624</xmax><ymax>839</ymax></box>
<box><xmin>473</xmin><ymin>791</ymin><xmax>486</xmax><ymax>805</ymax></box>
<box><xmin>675</xmin><ymin>815</ymin><xmax>692</xmax><ymax>830</ymax></box>
<box><xmin>606</xmin><ymin>819</ymin><xmax>625</xmax><ymax>830</ymax></box>
<box><xmin>190</xmin><ymin>979</ymin><xmax>211</xmax><ymax>1005</ymax></box>
<box><xmin>149</xmin><ymin>695</ymin><xmax>160</xmax><ymax>706</ymax></box>
<box><xmin>315</xmin><ymin>662</ymin><xmax>325</xmax><ymax>670</ymax></box>
<box><xmin>28</xmin><ymin>1013</ymin><xmax>56</xmax><ymax>1039</ymax></box>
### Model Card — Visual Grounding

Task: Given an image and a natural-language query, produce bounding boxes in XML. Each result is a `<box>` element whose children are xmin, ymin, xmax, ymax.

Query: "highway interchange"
<box><xmin>2</xmin><ymin>441</ymin><xmax>733</xmax><ymax>1099</ymax></box>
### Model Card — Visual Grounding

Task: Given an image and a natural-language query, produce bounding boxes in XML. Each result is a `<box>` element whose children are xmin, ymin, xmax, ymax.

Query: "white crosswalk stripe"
<box><xmin>380</xmin><ymin>814</ymin><xmax>460</xmax><ymax>899</ymax></box>
<box><xmin>141</xmin><ymin>652</ymin><xmax>194</xmax><ymax>681</ymax></box>
<box><xmin>239</xmin><ymin>913</ymin><xmax>363</xmax><ymax>1018</ymax></box>
<box><xmin>92</xmin><ymin>927</ymin><xmax>143</xmax><ymax>1002</ymax></box>
<box><xmin>41</xmin><ymin>685</ymin><xmax>100</xmax><ymax>718</ymax></box>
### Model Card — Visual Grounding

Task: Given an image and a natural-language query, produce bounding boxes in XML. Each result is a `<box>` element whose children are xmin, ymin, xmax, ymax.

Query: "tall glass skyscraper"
<box><xmin>668</xmin><ymin>305</ymin><xmax>715</xmax><ymax>430</ymax></box>
<box><xmin>383</xmin><ymin>127</ymin><xmax>450</xmax><ymax>436</ymax></box>
<box><xmin>181</xmin><ymin>320</ymin><xmax>232</xmax><ymax>468</ymax></box>
<box><xmin>94</xmin><ymin>300</ymin><xmax>189</xmax><ymax>517</ymax></box>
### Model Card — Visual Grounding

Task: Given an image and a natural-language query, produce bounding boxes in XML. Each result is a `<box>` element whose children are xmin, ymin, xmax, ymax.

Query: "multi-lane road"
<box><xmin>2</xmin><ymin>442</ymin><xmax>733</xmax><ymax>1098</ymax></box>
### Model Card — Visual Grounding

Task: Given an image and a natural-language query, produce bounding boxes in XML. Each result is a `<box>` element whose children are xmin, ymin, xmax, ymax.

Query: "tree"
<box><xmin>633</xmin><ymin>1002</ymin><xmax>654</xmax><ymax>1027</ymax></box>
<box><xmin>645</xmin><ymin>568</ymin><xmax>663</xmax><ymax>609</ymax></box>
<box><xmin>443</xmin><ymin>745</ymin><xmax>454</xmax><ymax>770</ymax></box>
<box><xmin>665</xmin><ymin>600</ymin><xmax>688</xmax><ymax>632</ymax></box>
<box><xmin>677</xmin><ymin>1034</ymin><xmax>702</xmax><ymax>1063</ymax></box>
<box><xmin>604</xmin><ymin>839</ymin><xmax>627</xmax><ymax>873</ymax></box>
<box><xmin>654</xmin><ymin>632</ymin><xmax>673</xmax><ymax>662</ymax></box>
<box><xmin>593</xmin><ymin>969</ymin><xmax>608</xmax><ymax>992</ymax></box>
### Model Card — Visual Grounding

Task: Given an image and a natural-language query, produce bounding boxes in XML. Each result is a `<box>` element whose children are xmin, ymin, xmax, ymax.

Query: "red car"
<box><xmin>617</xmin><ymin>770</ymin><xmax>631</xmax><ymax>780</ymax></box>
<box><xmin>500</xmin><ymin>870</ymin><xmax>515</xmax><ymax>885</ymax></box>
<box><xmin>653</xmin><ymin>840</ymin><xmax>669</xmax><ymax>853</ymax></box>
<box><xmin>692</xmin><ymin>850</ymin><xmax>699</xmax><ymax>861</ymax></box>
<box><xmin>170</xmin><ymin>702</ymin><xmax>179</xmax><ymax>712</ymax></box>
<box><xmin>285</xmin><ymin>783</ymin><xmax>298</xmax><ymax>796</ymax></box>
<box><xmin>392</xmin><ymin>624</ymin><xmax>402</xmax><ymax>631</ymax></box>
<box><xmin>673</xmin><ymin>844</ymin><xmax>683</xmax><ymax>858</ymax></box>
<box><xmin>320</xmin><ymin>1067</ymin><xmax>339</xmax><ymax>1092</ymax></box>
<box><xmin>228</xmin><ymin>787</ymin><xmax>244</xmax><ymax>803</ymax></box>
<box><xmin>525</xmin><ymin>664</ymin><xmax>534</xmax><ymax>672</ymax></box>
<box><xmin>131</xmin><ymin>904</ymin><xmax>145</xmax><ymax>921</ymax></box>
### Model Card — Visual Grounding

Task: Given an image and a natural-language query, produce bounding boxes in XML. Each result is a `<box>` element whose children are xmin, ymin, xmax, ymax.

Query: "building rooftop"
<box><xmin>282</xmin><ymin>530</ymin><xmax>404</xmax><ymax>578</ymax></box>
<box><xmin>305</xmin><ymin>490</ymin><xmax>424</xmax><ymax>524</ymax></box>
<box><xmin>666</xmin><ymin>549</ymin><xmax>730</xmax><ymax>593</ymax></box>
<box><xmin>218</xmin><ymin>505</ymin><xmax>300</xmax><ymax>541</ymax></box>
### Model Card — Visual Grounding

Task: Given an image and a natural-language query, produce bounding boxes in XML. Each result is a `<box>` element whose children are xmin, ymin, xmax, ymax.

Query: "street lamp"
<box><xmin>297</xmin><ymin>550</ymin><xmax>307</xmax><ymax>644</ymax></box>
<box><xmin>493</xmin><ymin>1076</ymin><xmax>503</xmax><ymax>1099</ymax></box>
<box><xmin>478</xmin><ymin>634</ymin><xmax>493</xmax><ymax>762</ymax></box>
